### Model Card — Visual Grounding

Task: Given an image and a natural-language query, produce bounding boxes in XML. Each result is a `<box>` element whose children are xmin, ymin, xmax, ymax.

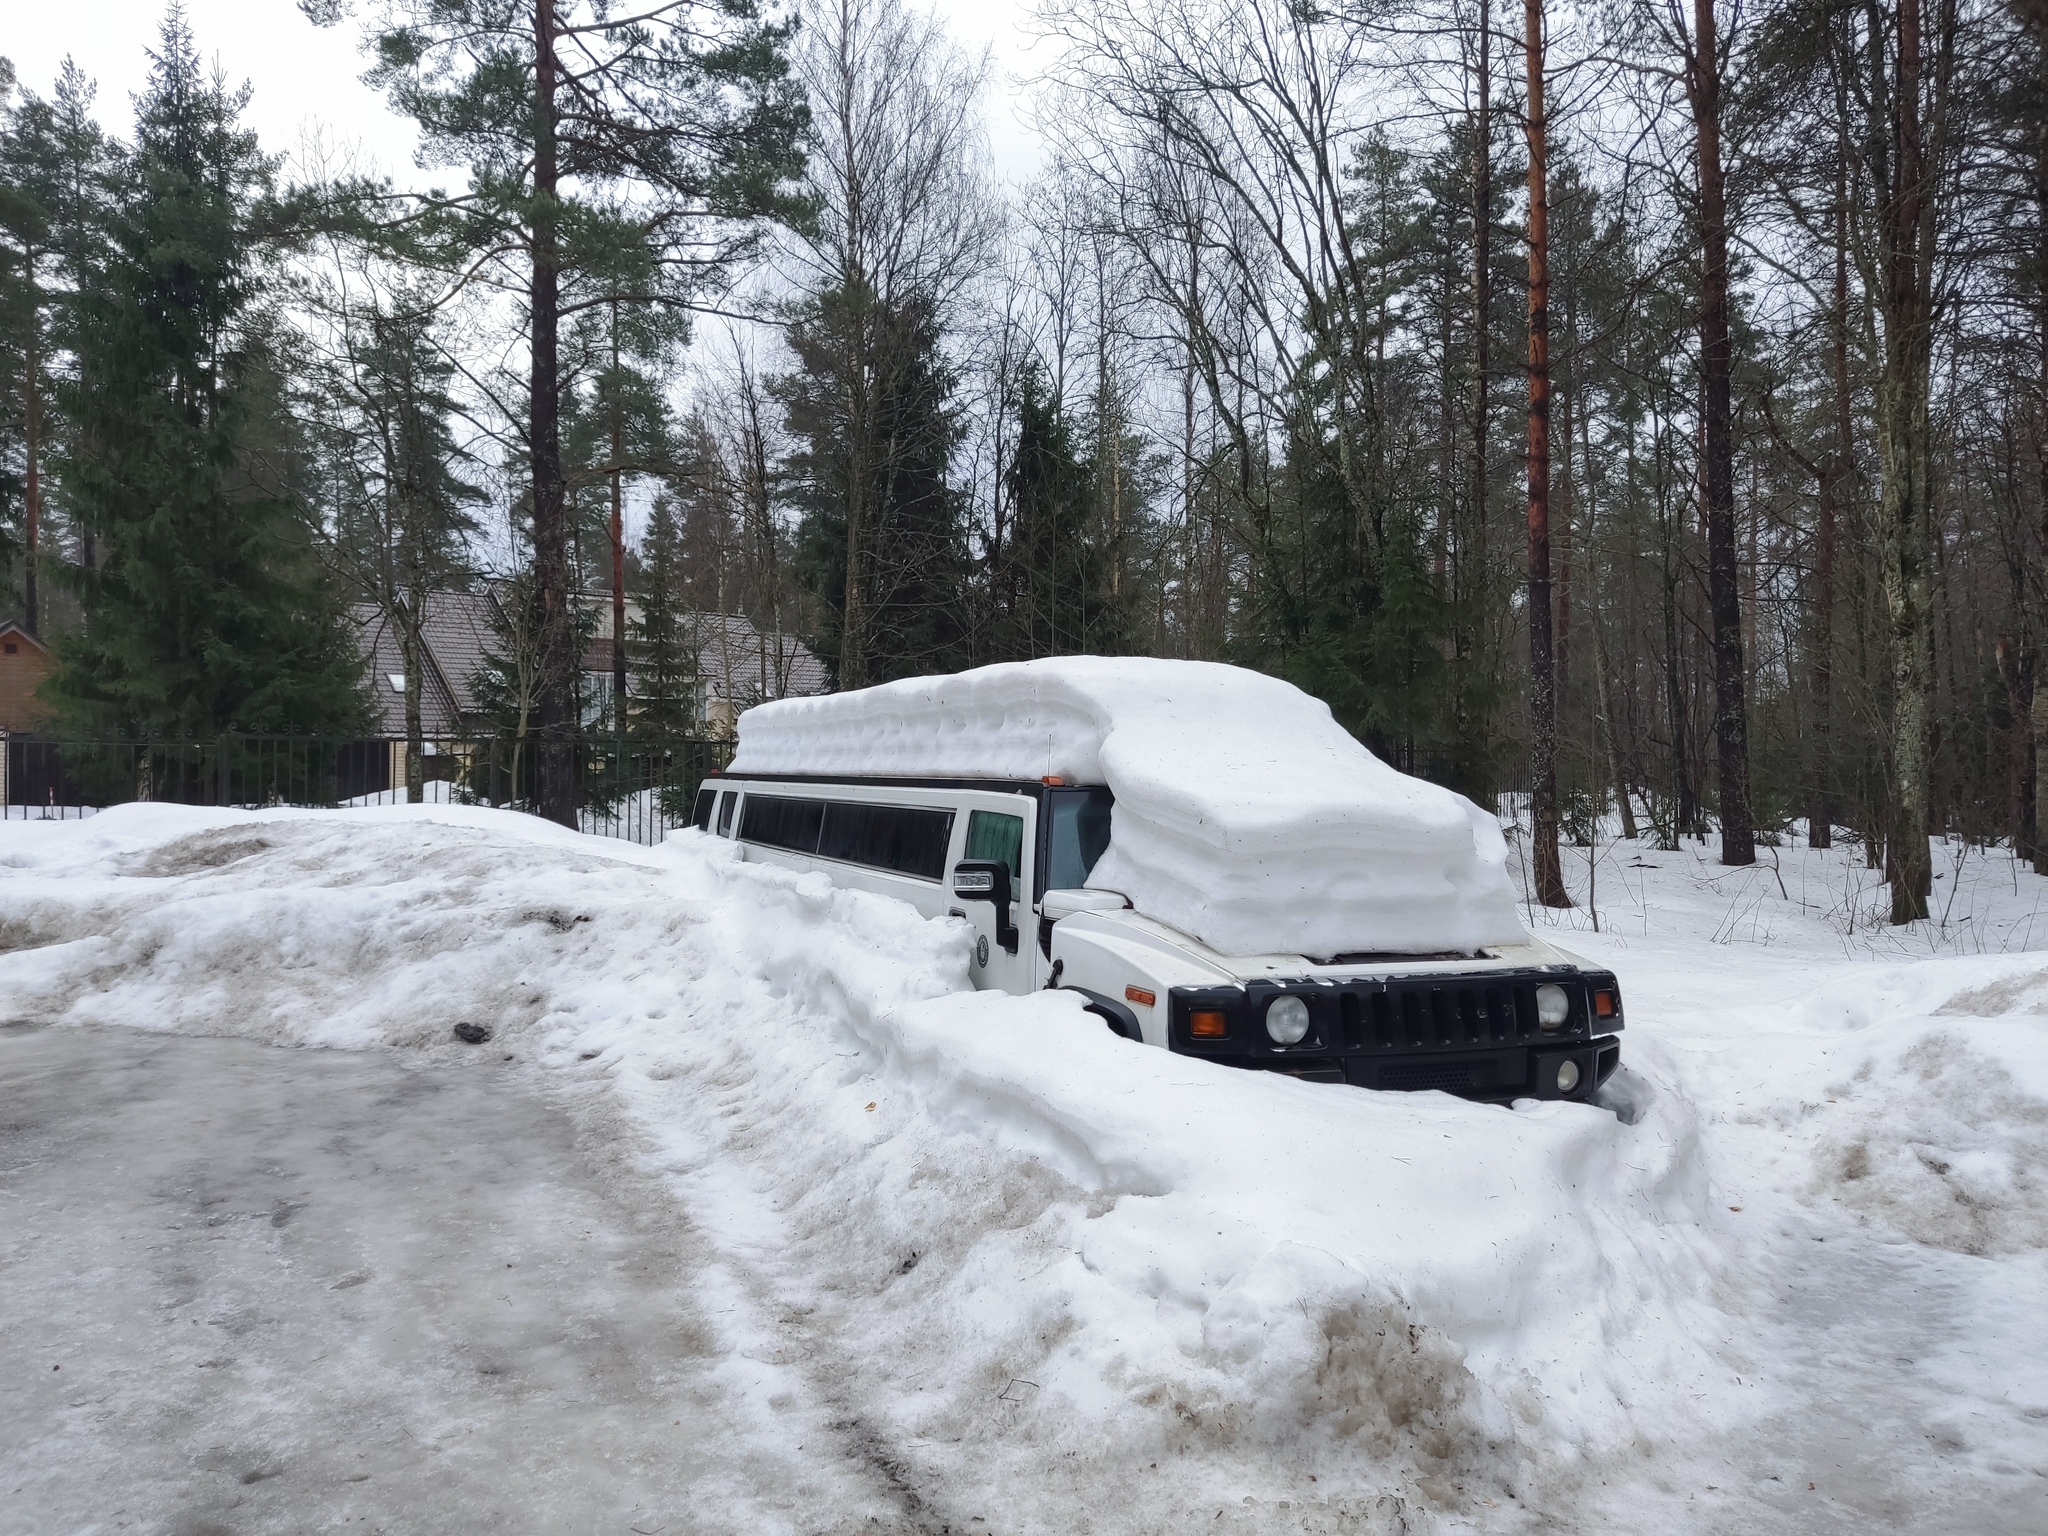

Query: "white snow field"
<box><xmin>1</xmin><ymin>802</ymin><xmax>2044</xmax><ymax>1534</ymax></box>
<box><xmin>730</xmin><ymin>658</ymin><xmax>1525</xmax><ymax>959</ymax></box>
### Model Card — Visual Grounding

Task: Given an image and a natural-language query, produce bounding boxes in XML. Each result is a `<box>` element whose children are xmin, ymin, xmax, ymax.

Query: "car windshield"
<box><xmin>1045</xmin><ymin>787</ymin><xmax>1114</xmax><ymax>891</ymax></box>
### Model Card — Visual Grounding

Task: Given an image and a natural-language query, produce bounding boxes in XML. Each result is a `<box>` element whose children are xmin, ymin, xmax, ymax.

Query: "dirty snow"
<box><xmin>2</xmin><ymin>802</ymin><xmax>2046</xmax><ymax>1532</ymax></box>
<box><xmin>728</xmin><ymin>658</ymin><xmax>1524</xmax><ymax>958</ymax></box>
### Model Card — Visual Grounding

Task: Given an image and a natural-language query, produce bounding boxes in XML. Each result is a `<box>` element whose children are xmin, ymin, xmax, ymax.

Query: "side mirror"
<box><xmin>951</xmin><ymin>859</ymin><xmax>1018</xmax><ymax>954</ymax></box>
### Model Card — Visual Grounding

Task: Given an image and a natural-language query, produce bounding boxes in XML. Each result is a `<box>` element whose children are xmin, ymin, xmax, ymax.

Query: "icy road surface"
<box><xmin>2</xmin><ymin>802</ymin><xmax>2047</xmax><ymax>1534</ymax></box>
<box><xmin>0</xmin><ymin>1024</ymin><xmax>882</xmax><ymax>1534</ymax></box>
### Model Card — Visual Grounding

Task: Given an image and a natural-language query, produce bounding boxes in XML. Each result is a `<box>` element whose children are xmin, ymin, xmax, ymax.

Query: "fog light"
<box><xmin>1265</xmin><ymin>994</ymin><xmax>1311</xmax><ymax>1045</ymax></box>
<box><xmin>1536</xmin><ymin>983</ymin><xmax>1570</xmax><ymax>1031</ymax></box>
<box><xmin>1556</xmin><ymin>1059</ymin><xmax>1581</xmax><ymax>1094</ymax></box>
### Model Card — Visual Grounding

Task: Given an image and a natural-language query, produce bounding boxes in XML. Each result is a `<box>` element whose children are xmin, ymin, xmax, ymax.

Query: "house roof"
<box><xmin>350</xmin><ymin>592</ymin><xmax>500</xmax><ymax>736</ymax></box>
<box><xmin>350</xmin><ymin>591</ymin><xmax>828</xmax><ymax>737</ymax></box>
<box><xmin>681</xmin><ymin>612</ymin><xmax>830</xmax><ymax>704</ymax></box>
<box><xmin>0</xmin><ymin>619</ymin><xmax>52</xmax><ymax>656</ymax></box>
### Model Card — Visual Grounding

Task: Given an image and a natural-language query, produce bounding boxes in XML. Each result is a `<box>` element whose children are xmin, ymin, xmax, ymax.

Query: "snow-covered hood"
<box><xmin>730</xmin><ymin>657</ymin><xmax>1527</xmax><ymax>960</ymax></box>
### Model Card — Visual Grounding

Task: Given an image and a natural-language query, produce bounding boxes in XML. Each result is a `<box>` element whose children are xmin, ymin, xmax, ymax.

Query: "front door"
<box><xmin>951</xmin><ymin>794</ymin><xmax>1039</xmax><ymax>995</ymax></box>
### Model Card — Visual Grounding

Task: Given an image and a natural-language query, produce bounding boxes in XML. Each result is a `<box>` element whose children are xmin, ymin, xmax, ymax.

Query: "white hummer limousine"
<box><xmin>692</xmin><ymin>660</ymin><xmax>1622</xmax><ymax>1104</ymax></box>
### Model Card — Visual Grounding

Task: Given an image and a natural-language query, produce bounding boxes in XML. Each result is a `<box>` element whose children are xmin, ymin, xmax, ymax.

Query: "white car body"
<box><xmin>692</xmin><ymin>772</ymin><xmax>1622</xmax><ymax>1101</ymax></box>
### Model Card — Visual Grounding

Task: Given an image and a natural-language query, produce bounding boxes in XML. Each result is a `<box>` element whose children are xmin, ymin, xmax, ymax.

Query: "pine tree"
<box><xmin>630</xmin><ymin>492</ymin><xmax>700</xmax><ymax>740</ymax></box>
<box><xmin>326</xmin><ymin>0</ymin><xmax>808</xmax><ymax>824</ymax></box>
<box><xmin>45</xmin><ymin>12</ymin><xmax>365</xmax><ymax>743</ymax></box>
<box><xmin>0</xmin><ymin>59</ymin><xmax>115</xmax><ymax>636</ymax></box>
<box><xmin>780</xmin><ymin>288</ymin><xmax>971</xmax><ymax>682</ymax></box>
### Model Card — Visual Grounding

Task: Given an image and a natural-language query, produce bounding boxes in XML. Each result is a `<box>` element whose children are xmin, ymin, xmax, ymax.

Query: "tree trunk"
<box><xmin>1689</xmin><ymin>0</ymin><xmax>1755</xmax><ymax>866</ymax></box>
<box><xmin>23</xmin><ymin>270</ymin><xmax>41</xmax><ymax>640</ymax></box>
<box><xmin>531</xmin><ymin>1</ymin><xmax>578</xmax><ymax>827</ymax></box>
<box><xmin>401</xmin><ymin>619</ymin><xmax>426</xmax><ymax>805</ymax></box>
<box><xmin>2034</xmin><ymin>51</ymin><xmax>2048</xmax><ymax>874</ymax></box>
<box><xmin>1525</xmin><ymin>0</ymin><xmax>1569</xmax><ymax>907</ymax></box>
<box><xmin>1472</xmin><ymin>0</ymin><xmax>1492</xmax><ymax>657</ymax></box>
<box><xmin>1880</xmin><ymin>0</ymin><xmax>1936</xmax><ymax>922</ymax></box>
<box><xmin>609</xmin><ymin>308</ymin><xmax>629</xmax><ymax>735</ymax></box>
<box><xmin>1810</xmin><ymin>157</ymin><xmax>1850</xmax><ymax>851</ymax></box>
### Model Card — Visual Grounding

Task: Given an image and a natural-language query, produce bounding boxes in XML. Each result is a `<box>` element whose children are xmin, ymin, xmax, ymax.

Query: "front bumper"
<box><xmin>1169</xmin><ymin>968</ymin><xmax>1623</xmax><ymax>1104</ymax></box>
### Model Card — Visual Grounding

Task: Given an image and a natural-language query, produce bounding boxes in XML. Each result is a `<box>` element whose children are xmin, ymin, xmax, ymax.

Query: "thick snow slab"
<box><xmin>730</xmin><ymin>658</ymin><xmax>1526</xmax><ymax>958</ymax></box>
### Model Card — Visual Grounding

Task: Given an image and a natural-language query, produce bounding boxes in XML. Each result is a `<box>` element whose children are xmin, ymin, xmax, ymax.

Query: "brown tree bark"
<box><xmin>1685</xmin><ymin>0</ymin><xmax>1756</xmax><ymax>866</ymax></box>
<box><xmin>1472</xmin><ymin>0</ymin><xmax>1492</xmax><ymax>650</ymax></box>
<box><xmin>1525</xmin><ymin>0</ymin><xmax>1569</xmax><ymax>906</ymax></box>
<box><xmin>609</xmin><ymin>307</ymin><xmax>629</xmax><ymax>733</ymax></box>
<box><xmin>23</xmin><ymin>286</ymin><xmax>40</xmax><ymax>640</ymax></box>
<box><xmin>1809</xmin><ymin>157</ymin><xmax>1850</xmax><ymax>851</ymax></box>
<box><xmin>531</xmin><ymin>1</ymin><xmax>579</xmax><ymax>826</ymax></box>
<box><xmin>1877</xmin><ymin>0</ymin><xmax>1939</xmax><ymax>921</ymax></box>
<box><xmin>2033</xmin><ymin>44</ymin><xmax>2048</xmax><ymax>874</ymax></box>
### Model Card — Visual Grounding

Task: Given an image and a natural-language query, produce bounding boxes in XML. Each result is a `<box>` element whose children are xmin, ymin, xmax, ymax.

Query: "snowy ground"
<box><xmin>1</xmin><ymin>803</ymin><xmax>2044</xmax><ymax>1534</ymax></box>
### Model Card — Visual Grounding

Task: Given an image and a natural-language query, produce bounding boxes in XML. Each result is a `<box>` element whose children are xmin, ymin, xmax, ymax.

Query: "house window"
<box><xmin>386</xmin><ymin>673</ymin><xmax>406</xmax><ymax>694</ymax></box>
<box><xmin>3</xmin><ymin>642</ymin><xmax>16</xmax><ymax>655</ymax></box>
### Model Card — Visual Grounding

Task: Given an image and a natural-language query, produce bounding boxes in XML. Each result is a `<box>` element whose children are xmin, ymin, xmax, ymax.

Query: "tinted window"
<box><xmin>965</xmin><ymin>810</ymin><xmax>1024</xmax><ymax>900</ymax></box>
<box><xmin>692</xmin><ymin>786</ymin><xmax>716</xmax><ymax>831</ymax></box>
<box><xmin>716</xmin><ymin>792</ymin><xmax>737</xmax><ymax>836</ymax></box>
<box><xmin>740</xmin><ymin>794</ymin><xmax>825</xmax><ymax>854</ymax></box>
<box><xmin>1046</xmin><ymin>788</ymin><xmax>1113</xmax><ymax>890</ymax></box>
<box><xmin>819</xmin><ymin>802</ymin><xmax>954</xmax><ymax>881</ymax></box>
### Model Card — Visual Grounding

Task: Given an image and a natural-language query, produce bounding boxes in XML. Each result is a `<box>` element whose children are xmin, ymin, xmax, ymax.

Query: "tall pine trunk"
<box><xmin>531</xmin><ymin>0</ymin><xmax>578</xmax><ymax>827</ymax></box>
<box><xmin>2033</xmin><ymin>47</ymin><xmax>2048</xmax><ymax>875</ymax></box>
<box><xmin>1472</xmin><ymin>0</ymin><xmax>1492</xmax><ymax>697</ymax></box>
<box><xmin>1879</xmin><ymin>0</ymin><xmax>1937</xmax><ymax>922</ymax></box>
<box><xmin>1525</xmin><ymin>0</ymin><xmax>1569</xmax><ymax>906</ymax></box>
<box><xmin>1688</xmin><ymin>0</ymin><xmax>1756</xmax><ymax>866</ymax></box>
<box><xmin>1810</xmin><ymin>155</ymin><xmax>1850</xmax><ymax>851</ymax></box>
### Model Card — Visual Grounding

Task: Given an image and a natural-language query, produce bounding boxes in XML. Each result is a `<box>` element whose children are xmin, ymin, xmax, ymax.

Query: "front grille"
<box><xmin>1378</xmin><ymin>1060</ymin><xmax>1477</xmax><ymax>1092</ymax></box>
<box><xmin>1343</xmin><ymin>980</ymin><xmax>1535</xmax><ymax>1051</ymax></box>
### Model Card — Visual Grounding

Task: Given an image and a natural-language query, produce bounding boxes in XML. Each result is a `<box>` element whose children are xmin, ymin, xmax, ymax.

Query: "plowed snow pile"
<box><xmin>728</xmin><ymin>658</ymin><xmax>1524</xmax><ymax>957</ymax></box>
<box><xmin>4</xmin><ymin>803</ymin><xmax>2047</xmax><ymax>1532</ymax></box>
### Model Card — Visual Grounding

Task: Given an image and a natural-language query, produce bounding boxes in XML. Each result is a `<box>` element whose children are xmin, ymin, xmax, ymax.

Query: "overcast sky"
<box><xmin>7</xmin><ymin>0</ymin><xmax>1049</xmax><ymax>184</ymax></box>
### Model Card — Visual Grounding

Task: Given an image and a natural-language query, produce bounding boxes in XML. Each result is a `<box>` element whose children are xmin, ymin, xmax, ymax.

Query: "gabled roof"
<box><xmin>0</xmin><ymin>618</ymin><xmax>52</xmax><ymax>657</ymax></box>
<box><xmin>681</xmin><ymin>612</ymin><xmax>830</xmax><ymax>704</ymax></box>
<box><xmin>350</xmin><ymin>593</ymin><xmax>500</xmax><ymax>736</ymax></box>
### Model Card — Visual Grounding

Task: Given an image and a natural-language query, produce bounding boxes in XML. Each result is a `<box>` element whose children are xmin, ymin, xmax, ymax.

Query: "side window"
<box><xmin>692</xmin><ymin>786</ymin><xmax>716</xmax><ymax>831</ymax></box>
<box><xmin>1046</xmin><ymin>789</ymin><xmax>1114</xmax><ymax>889</ymax></box>
<box><xmin>716</xmin><ymin>792</ymin><xmax>738</xmax><ymax>836</ymax></box>
<box><xmin>739</xmin><ymin>794</ymin><xmax>825</xmax><ymax>854</ymax></box>
<box><xmin>964</xmin><ymin>810</ymin><xmax>1024</xmax><ymax>900</ymax></box>
<box><xmin>819</xmin><ymin>802</ymin><xmax>955</xmax><ymax>881</ymax></box>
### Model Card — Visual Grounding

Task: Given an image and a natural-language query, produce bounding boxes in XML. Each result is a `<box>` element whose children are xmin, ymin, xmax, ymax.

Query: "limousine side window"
<box><xmin>692</xmin><ymin>786</ymin><xmax>716</xmax><ymax>831</ymax></box>
<box><xmin>1045</xmin><ymin>787</ymin><xmax>1113</xmax><ymax>891</ymax></box>
<box><xmin>964</xmin><ymin>810</ymin><xmax>1024</xmax><ymax>900</ymax></box>
<box><xmin>716</xmin><ymin>792</ymin><xmax>738</xmax><ymax>836</ymax></box>
<box><xmin>741</xmin><ymin>793</ymin><xmax>954</xmax><ymax>882</ymax></box>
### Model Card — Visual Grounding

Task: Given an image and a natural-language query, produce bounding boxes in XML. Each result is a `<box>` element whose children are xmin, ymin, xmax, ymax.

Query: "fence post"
<box><xmin>217</xmin><ymin>732</ymin><xmax>231</xmax><ymax>808</ymax></box>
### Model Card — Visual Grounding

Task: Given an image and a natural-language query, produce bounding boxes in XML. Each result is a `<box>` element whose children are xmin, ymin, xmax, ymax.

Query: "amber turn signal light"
<box><xmin>1592</xmin><ymin>989</ymin><xmax>1618</xmax><ymax>1019</ymax></box>
<box><xmin>1126</xmin><ymin>986</ymin><xmax>1157</xmax><ymax>1008</ymax></box>
<box><xmin>1189</xmin><ymin>1009</ymin><xmax>1228</xmax><ymax>1038</ymax></box>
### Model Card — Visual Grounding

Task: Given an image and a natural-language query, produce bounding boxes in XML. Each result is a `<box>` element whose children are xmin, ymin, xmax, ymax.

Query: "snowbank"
<box><xmin>730</xmin><ymin>658</ymin><xmax>1525</xmax><ymax>959</ymax></box>
<box><xmin>0</xmin><ymin>802</ymin><xmax>1732</xmax><ymax>1520</ymax></box>
<box><xmin>9</xmin><ymin>805</ymin><xmax>2047</xmax><ymax>1528</ymax></box>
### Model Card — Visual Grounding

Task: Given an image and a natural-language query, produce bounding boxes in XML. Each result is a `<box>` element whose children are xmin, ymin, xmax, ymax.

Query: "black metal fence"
<box><xmin>0</xmin><ymin>732</ymin><xmax>733</xmax><ymax>847</ymax></box>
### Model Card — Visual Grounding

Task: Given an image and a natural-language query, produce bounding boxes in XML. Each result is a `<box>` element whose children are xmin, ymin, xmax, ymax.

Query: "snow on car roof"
<box><xmin>729</xmin><ymin>657</ymin><xmax>1525</xmax><ymax>959</ymax></box>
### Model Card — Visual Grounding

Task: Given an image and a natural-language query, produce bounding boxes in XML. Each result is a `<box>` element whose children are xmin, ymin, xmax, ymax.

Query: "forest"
<box><xmin>0</xmin><ymin>0</ymin><xmax>2041</xmax><ymax>925</ymax></box>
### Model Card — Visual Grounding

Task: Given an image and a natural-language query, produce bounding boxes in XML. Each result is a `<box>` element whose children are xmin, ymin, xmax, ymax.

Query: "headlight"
<box><xmin>1556</xmin><ymin>1059</ymin><xmax>1582</xmax><ymax>1094</ymax></box>
<box><xmin>1536</xmin><ymin>983</ymin><xmax>1570</xmax><ymax>1031</ymax></box>
<box><xmin>1265</xmin><ymin>994</ymin><xmax>1311</xmax><ymax>1045</ymax></box>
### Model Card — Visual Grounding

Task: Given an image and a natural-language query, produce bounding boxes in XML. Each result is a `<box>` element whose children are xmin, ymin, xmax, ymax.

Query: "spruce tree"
<box><xmin>780</xmin><ymin>288</ymin><xmax>970</xmax><ymax>682</ymax></box>
<box><xmin>44</xmin><ymin>11</ymin><xmax>366</xmax><ymax>743</ymax></box>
